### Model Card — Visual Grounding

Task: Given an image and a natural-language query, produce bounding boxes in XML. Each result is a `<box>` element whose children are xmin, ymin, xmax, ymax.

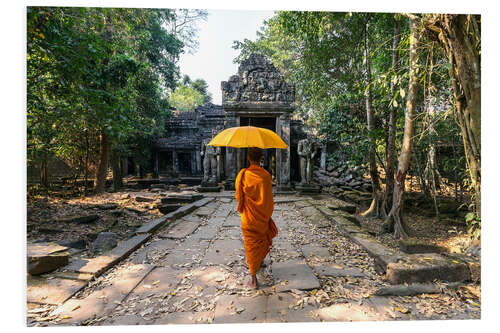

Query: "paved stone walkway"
<box><xmin>39</xmin><ymin>196</ymin><xmax>480</xmax><ymax>326</ymax></box>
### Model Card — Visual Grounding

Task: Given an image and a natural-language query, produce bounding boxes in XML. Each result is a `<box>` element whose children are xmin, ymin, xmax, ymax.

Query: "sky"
<box><xmin>177</xmin><ymin>10</ymin><xmax>274</xmax><ymax>105</ymax></box>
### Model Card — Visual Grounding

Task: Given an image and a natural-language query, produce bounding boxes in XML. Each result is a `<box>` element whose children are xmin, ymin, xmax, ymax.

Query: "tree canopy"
<box><xmin>233</xmin><ymin>11</ymin><xmax>480</xmax><ymax>239</ymax></box>
<box><xmin>27</xmin><ymin>7</ymin><xmax>204</xmax><ymax>191</ymax></box>
<box><xmin>169</xmin><ymin>75</ymin><xmax>212</xmax><ymax>110</ymax></box>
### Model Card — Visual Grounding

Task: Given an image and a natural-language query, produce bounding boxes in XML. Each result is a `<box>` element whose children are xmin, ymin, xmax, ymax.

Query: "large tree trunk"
<box><xmin>84</xmin><ymin>130</ymin><xmax>89</xmax><ymax>196</ymax></box>
<box><xmin>95</xmin><ymin>130</ymin><xmax>109</xmax><ymax>193</ymax></box>
<box><xmin>361</xmin><ymin>18</ymin><xmax>384</xmax><ymax>218</ymax></box>
<box><xmin>383</xmin><ymin>17</ymin><xmax>421</xmax><ymax>239</ymax></box>
<box><xmin>384</xmin><ymin>17</ymin><xmax>401</xmax><ymax>212</ymax></box>
<box><xmin>424</xmin><ymin>14</ymin><xmax>481</xmax><ymax>215</ymax></box>
<box><xmin>423</xmin><ymin>44</ymin><xmax>441</xmax><ymax>220</ymax></box>
<box><xmin>434</xmin><ymin>15</ymin><xmax>481</xmax><ymax>216</ymax></box>
<box><xmin>40</xmin><ymin>151</ymin><xmax>49</xmax><ymax>188</ymax></box>
<box><xmin>111</xmin><ymin>149</ymin><xmax>123</xmax><ymax>192</ymax></box>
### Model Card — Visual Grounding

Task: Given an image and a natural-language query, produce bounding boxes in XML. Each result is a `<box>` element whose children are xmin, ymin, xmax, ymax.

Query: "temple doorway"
<box><xmin>158</xmin><ymin>151</ymin><xmax>173</xmax><ymax>175</ymax></box>
<box><xmin>239</xmin><ymin>116</ymin><xmax>277</xmax><ymax>182</ymax></box>
<box><xmin>177</xmin><ymin>152</ymin><xmax>192</xmax><ymax>176</ymax></box>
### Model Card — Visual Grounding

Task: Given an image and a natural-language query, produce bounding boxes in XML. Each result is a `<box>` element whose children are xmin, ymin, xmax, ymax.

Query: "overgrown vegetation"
<box><xmin>233</xmin><ymin>12</ymin><xmax>480</xmax><ymax>239</ymax></box>
<box><xmin>27</xmin><ymin>7</ymin><xmax>208</xmax><ymax>193</ymax></box>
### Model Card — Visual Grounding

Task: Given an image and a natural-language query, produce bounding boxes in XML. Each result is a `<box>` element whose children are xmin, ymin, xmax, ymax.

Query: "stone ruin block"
<box><xmin>28</xmin><ymin>242</ymin><xmax>70</xmax><ymax>275</ymax></box>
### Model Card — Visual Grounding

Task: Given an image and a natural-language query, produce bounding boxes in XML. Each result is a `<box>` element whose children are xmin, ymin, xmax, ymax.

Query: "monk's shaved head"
<box><xmin>247</xmin><ymin>147</ymin><xmax>263</xmax><ymax>163</ymax></box>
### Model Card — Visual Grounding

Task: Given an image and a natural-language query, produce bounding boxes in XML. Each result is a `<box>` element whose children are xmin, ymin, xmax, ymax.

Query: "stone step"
<box><xmin>28</xmin><ymin>242</ymin><xmax>70</xmax><ymax>275</ymax></box>
<box><xmin>161</xmin><ymin>193</ymin><xmax>203</xmax><ymax>204</ymax></box>
<box><xmin>443</xmin><ymin>252</ymin><xmax>480</xmax><ymax>283</ymax></box>
<box><xmin>193</xmin><ymin>196</ymin><xmax>215</xmax><ymax>208</ymax></box>
<box><xmin>386</xmin><ymin>253</ymin><xmax>470</xmax><ymax>285</ymax></box>
<box><xmin>312</xmin><ymin>203</ymin><xmax>473</xmax><ymax>285</ymax></box>
<box><xmin>158</xmin><ymin>204</ymin><xmax>183</xmax><ymax>214</ymax></box>
<box><xmin>161</xmin><ymin>197</ymin><xmax>192</xmax><ymax>204</ymax></box>
<box><xmin>63</xmin><ymin>234</ymin><xmax>151</xmax><ymax>277</ymax></box>
<box><xmin>135</xmin><ymin>217</ymin><xmax>168</xmax><ymax>234</ymax></box>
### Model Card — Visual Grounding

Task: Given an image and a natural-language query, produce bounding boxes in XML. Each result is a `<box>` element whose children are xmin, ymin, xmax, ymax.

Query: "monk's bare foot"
<box><xmin>246</xmin><ymin>276</ymin><xmax>258</xmax><ymax>289</ymax></box>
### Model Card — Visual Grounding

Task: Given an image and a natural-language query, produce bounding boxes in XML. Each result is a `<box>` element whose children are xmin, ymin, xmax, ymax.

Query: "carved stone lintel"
<box><xmin>222</xmin><ymin>54</ymin><xmax>295</xmax><ymax>107</ymax></box>
<box><xmin>277</xmin><ymin>113</ymin><xmax>291</xmax><ymax>189</ymax></box>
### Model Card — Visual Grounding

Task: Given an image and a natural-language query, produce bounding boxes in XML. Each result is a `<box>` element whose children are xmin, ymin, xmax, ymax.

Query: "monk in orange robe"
<box><xmin>235</xmin><ymin>147</ymin><xmax>278</xmax><ymax>289</ymax></box>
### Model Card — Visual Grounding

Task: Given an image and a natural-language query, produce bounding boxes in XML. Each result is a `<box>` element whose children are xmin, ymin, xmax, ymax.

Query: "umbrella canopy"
<box><xmin>207</xmin><ymin>126</ymin><xmax>287</xmax><ymax>149</ymax></box>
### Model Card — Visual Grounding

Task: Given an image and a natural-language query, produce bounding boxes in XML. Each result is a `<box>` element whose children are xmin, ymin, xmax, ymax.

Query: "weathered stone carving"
<box><xmin>221</xmin><ymin>53</ymin><xmax>295</xmax><ymax>107</ymax></box>
<box><xmin>298</xmin><ymin>136</ymin><xmax>318</xmax><ymax>185</ymax></box>
<box><xmin>201</xmin><ymin>128</ymin><xmax>220</xmax><ymax>184</ymax></box>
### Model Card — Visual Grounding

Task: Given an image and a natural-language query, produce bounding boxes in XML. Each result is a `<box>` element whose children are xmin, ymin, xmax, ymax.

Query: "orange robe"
<box><xmin>235</xmin><ymin>164</ymin><xmax>278</xmax><ymax>276</ymax></box>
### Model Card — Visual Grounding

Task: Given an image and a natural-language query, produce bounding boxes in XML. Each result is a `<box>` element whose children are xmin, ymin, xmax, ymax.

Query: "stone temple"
<box><xmin>27</xmin><ymin>54</ymin><xmax>318</xmax><ymax>189</ymax></box>
<box><xmin>152</xmin><ymin>53</ymin><xmax>309</xmax><ymax>190</ymax></box>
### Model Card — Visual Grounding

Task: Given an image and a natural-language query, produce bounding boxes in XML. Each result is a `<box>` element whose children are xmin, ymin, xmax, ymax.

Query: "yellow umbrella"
<box><xmin>207</xmin><ymin>126</ymin><xmax>287</xmax><ymax>149</ymax></box>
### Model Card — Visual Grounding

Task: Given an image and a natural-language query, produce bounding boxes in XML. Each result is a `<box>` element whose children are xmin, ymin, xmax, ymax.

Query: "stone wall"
<box><xmin>153</xmin><ymin>103</ymin><xmax>225</xmax><ymax>177</ymax></box>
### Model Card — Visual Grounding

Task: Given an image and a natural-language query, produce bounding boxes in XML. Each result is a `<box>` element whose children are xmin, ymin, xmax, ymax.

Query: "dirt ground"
<box><xmin>27</xmin><ymin>188</ymin><xmax>165</xmax><ymax>258</ymax></box>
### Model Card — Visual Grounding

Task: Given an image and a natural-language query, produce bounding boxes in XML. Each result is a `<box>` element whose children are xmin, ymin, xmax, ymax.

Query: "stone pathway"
<box><xmin>28</xmin><ymin>195</ymin><xmax>481</xmax><ymax>326</ymax></box>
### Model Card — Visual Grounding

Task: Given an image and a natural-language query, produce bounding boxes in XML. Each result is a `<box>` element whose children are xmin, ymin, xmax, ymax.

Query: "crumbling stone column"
<box><xmin>217</xmin><ymin>147</ymin><xmax>223</xmax><ymax>182</ymax></box>
<box><xmin>224</xmin><ymin>112</ymin><xmax>237</xmax><ymax>190</ymax></box>
<box><xmin>196</xmin><ymin>149</ymin><xmax>202</xmax><ymax>174</ymax></box>
<box><xmin>277</xmin><ymin>113</ymin><xmax>291</xmax><ymax>190</ymax></box>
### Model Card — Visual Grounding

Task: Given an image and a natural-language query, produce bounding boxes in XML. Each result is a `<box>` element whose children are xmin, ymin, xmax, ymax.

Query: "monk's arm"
<box><xmin>235</xmin><ymin>170</ymin><xmax>244</xmax><ymax>213</ymax></box>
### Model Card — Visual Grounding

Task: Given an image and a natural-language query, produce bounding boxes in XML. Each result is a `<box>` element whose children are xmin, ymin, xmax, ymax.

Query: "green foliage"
<box><xmin>317</xmin><ymin>95</ymin><xmax>368</xmax><ymax>168</ymax></box>
<box><xmin>191</xmin><ymin>78</ymin><xmax>212</xmax><ymax>103</ymax></box>
<box><xmin>174</xmin><ymin>75</ymin><xmax>212</xmax><ymax>105</ymax></box>
<box><xmin>27</xmin><ymin>7</ymin><xmax>183</xmax><ymax>177</ymax></box>
<box><xmin>233</xmin><ymin>12</ymin><xmax>399</xmax><ymax>167</ymax></box>
<box><xmin>233</xmin><ymin>11</ymin><xmax>472</xmax><ymax>216</ymax></box>
<box><xmin>465</xmin><ymin>212</ymin><xmax>481</xmax><ymax>240</ymax></box>
<box><xmin>168</xmin><ymin>84</ymin><xmax>205</xmax><ymax>111</ymax></box>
